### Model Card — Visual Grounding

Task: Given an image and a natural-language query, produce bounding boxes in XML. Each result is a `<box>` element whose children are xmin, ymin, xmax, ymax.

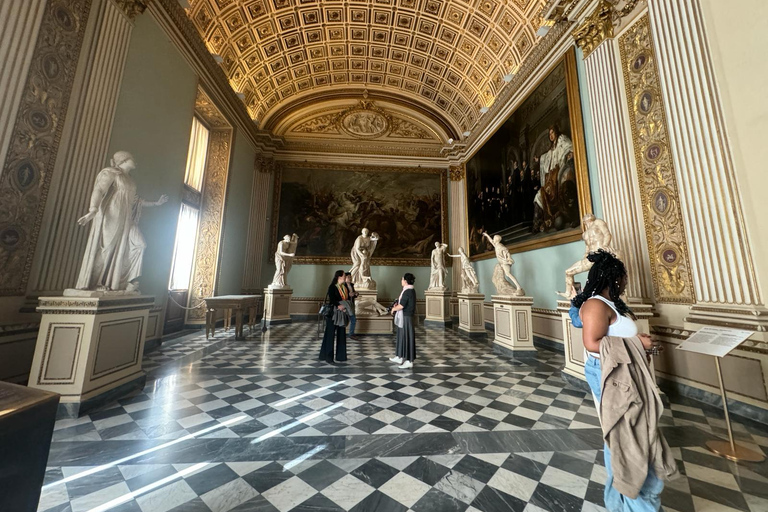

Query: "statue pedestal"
<box><xmin>458</xmin><ymin>293</ymin><xmax>486</xmax><ymax>338</ymax></box>
<box><xmin>424</xmin><ymin>288</ymin><xmax>452</xmax><ymax>326</ymax></box>
<box><xmin>557</xmin><ymin>300</ymin><xmax>654</xmax><ymax>390</ymax></box>
<box><xmin>492</xmin><ymin>295</ymin><xmax>536</xmax><ymax>356</ymax></box>
<box><xmin>263</xmin><ymin>287</ymin><xmax>292</xmax><ymax>326</ymax></box>
<box><xmin>28</xmin><ymin>295</ymin><xmax>154</xmax><ymax>418</ymax></box>
<box><xmin>355</xmin><ymin>289</ymin><xmax>394</xmax><ymax>335</ymax></box>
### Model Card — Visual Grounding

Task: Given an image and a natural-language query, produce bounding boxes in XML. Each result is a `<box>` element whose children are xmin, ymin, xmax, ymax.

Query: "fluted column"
<box><xmin>0</xmin><ymin>0</ymin><xmax>47</xmax><ymax>180</ymax></box>
<box><xmin>576</xmin><ymin>27</ymin><xmax>653</xmax><ymax>301</ymax></box>
<box><xmin>241</xmin><ymin>156</ymin><xmax>274</xmax><ymax>293</ymax></box>
<box><xmin>648</xmin><ymin>0</ymin><xmax>762</xmax><ymax>308</ymax></box>
<box><xmin>449</xmin><ymin>165</ymin><xmax>467</xmax><ymax>289</ymax></box>
<box><xmin>28</xmin><ymin>0</ymin><xmax>143</xmax><ymax>294</ymax></box>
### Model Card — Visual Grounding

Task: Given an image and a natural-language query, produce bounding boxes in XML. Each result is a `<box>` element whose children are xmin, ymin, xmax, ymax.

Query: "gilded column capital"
<box><xmin>573</xmin><ymin>0</ymin><xmax>614</xmax><ymax>59</ymax></box>
<box><xmin>448</xmin><ymin>165</ymin><xmax>465</xmax><ymax>181</ymax></box>
<box><xmin>113</xmin><ymin>0</ymin><xmax>149</xmax><ymax>20</ymax></box>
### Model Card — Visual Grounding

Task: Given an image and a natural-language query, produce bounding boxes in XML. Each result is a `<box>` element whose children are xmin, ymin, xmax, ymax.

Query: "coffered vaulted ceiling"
<box><xmin>187</xmin><ymin>0</ymin><xmax>547</xmax><ymax>137</ymax></box>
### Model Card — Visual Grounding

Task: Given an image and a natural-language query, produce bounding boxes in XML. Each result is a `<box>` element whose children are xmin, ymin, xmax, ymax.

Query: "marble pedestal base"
<box><xmin>458</xmin><ymin>293</ymin><xmax>486</xmax><ymax>337</ymax></box>
<box><xmin>264</xmin><ymin>287</ymin><xmax>292</xmax><ymax>326</ymax></box>
<box><xmin>29</xmin><ymin>295</ymin><xmax>154</xmax><ymax>418</ymax></box>
<box><xmin>356</xmin><ymin>289</ymin><xmax>394</xmax><ymax>335</ymax></box>
<box><xmin>424</xmin><ymin>289</ymin><xmax>452</xmax><ymax>326</ymax></box>
<box><xmin>557</xmin><ymin>300</ymin><xmax>654</xmax><ymax>384</ymax></box>
<box><xmin>492</xmin><ymin>295</ymin><xmax>536</xmax><ymax>356</ymax></box>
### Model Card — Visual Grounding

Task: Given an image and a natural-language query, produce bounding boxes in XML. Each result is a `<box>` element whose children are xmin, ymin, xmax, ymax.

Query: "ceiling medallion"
<box><xmin>338</xmin><ymin>100</ymin><xmax>391</xmax><ymax>139</ymax></box>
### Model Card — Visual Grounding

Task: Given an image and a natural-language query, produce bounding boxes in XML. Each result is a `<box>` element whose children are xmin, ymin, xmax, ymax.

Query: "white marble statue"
<box><xmin>557</xmin><ymin>213</ymin><xmax>619</xmax><ymax>299</ymax></box>
<box><xmin>72</xmin><ymin>151</ymin><xmax>167</xmax><ymax>294</ymax></box>
<box><xmin>448</xmin><ymin>247</ymin><xmax>480</xmax><ymax>294</ymax></box>
<box><xmin>350</xmin><ymin>228</ymin><xmax>379</xmax><ymax>289</ymax></box>
<box><xmin>482</xmin><ymin>232</ymin><xmax>524</xmax><ymax>296</ymax></box>
<box><xmin>428</xmin><ymin>242</ymin><xmax>449</xmax><ymax>290</ymax></box>
<box><xmin>270</xmin><ymin>233</ymin><xmax>298</xmax><ymax>289</ymax></box>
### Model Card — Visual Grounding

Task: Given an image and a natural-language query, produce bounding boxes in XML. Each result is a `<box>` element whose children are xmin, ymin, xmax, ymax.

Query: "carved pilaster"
<box><xmin>242</xmin><ymin>153</ymin><xmax>274</xmax><ymax>292</ymax></box>
<box><xmin>27</xmin><ymin>0</ymin><xmax>136</xmax><ymax>295</ymax></box>
<box><xmin>573</xmin><ymin>0</ymin><xmax>614</xmax><ymax>58</ymax></box>
<box><xmin>449</xmin><ymin>164</ymin><xmax>467</xmax><ymax>291</ymax></box>
<box><xmin>647</xmin><ymin>0</ymin><xmax>761</xmax><ymax>307</ymax></box>
<box><xmin>448</xmin><ymin>165</ymin><xmax>465</xmax><ymax>182</ymax></box>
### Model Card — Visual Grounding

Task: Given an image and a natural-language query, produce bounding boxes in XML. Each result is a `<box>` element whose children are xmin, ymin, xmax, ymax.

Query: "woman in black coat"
<box><xmin>389</xmin><ymin>273</ymin><xmax>417</xmax><ymax>369</ymax></box>
<box><xmin>319</xmin><ymin>270</ymin><xmax>348</xmax><ymax>364</ymax></box>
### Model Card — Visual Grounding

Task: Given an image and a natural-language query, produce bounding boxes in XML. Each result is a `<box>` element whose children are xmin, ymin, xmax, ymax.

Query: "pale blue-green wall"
<box><xmin>285</xmin><ymin>265</ymin><xmax>431</xmax><ymax>300</ymax></box>
<box><xmin>217</xmin><ymin>130</ymin><xmax>256</xmax><ymax>295</ymax></box>
<box><xmin>472</xmin><ymin>49</ymin><xmax>604</xmax><ymax>310</ymax></box>
<box><xmin>106</xmin><ymin>14</ymin><xmax>197</xmax><ymax>302</ymax></box>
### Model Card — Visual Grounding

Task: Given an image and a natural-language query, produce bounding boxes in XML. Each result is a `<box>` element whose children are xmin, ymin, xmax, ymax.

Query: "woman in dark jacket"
<box><xmin>319</xmin><ymin>270</ymin><xmax>348</xmax><ymax>364</ymax></box>
<box><xmin>389</xmin><ymin>273</ymin><xmax>416</xmax><ymax>369</ymax></box>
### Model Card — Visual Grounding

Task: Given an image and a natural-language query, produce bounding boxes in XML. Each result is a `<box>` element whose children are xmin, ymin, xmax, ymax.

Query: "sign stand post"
<box><xmin>676</xmin><ymin>326</ymin><xmax>764</xmax><ymax>463</ymax></box>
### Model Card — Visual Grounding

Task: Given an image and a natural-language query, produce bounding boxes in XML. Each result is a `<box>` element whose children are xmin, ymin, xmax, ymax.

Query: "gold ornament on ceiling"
<box><xmin>291</xmin><ymin>97</ymin><xmax>432</xmax><ymax>141</ymax></box>
<box><xmin>186</xmin><ymin>0</ymin><xmax>547</xmax><ymax>133</ymax></box>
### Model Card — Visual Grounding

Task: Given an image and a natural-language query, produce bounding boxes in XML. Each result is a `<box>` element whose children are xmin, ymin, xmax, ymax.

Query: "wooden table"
<box><xmin>204</xmin><ymin>295</ymin><xmax>260</xmax><ymax>340</ymax></box>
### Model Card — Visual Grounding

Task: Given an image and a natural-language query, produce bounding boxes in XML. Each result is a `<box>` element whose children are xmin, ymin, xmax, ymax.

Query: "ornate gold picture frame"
<box><xmin>465</xmin><ymin>48</ymin><xmax>592</xmax><ymax>260</ymax></box>
<box><xmin>271</xmin><ymin>162</ymin><xmax>448</xmax><ymax>266</ymax></box>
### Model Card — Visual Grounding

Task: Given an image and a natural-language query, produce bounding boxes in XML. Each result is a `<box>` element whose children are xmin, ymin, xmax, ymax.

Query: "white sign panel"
<box><xmin>676</xmin><ymin>327</ymin><xmax>754</xmax><ymax>358</ymax></box>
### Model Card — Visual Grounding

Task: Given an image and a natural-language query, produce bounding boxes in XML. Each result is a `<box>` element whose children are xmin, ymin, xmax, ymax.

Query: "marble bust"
<box><xmin>557</xmin><ymin>213</ymin><xmax>619</xmax><ymax>299</ymax></box>
<box><xmin>482</xmin><ymin>232</ymin><xmax>524</xmax><ymax>296</ymax></box>
<box><xmin>350</xmin><ymin>228</ymin><xmax>379</xmax><ymax>290</ymax></box>
<box><xmin>69</xmin><ymin>151</ymin><xmax>167</xmax><ymax>295</ymax></box>
<box><xmin>448</xmin><ymin>247</ymin><xmax>480</xmax><ymax>294</ymax></box>
<box><xmin>269</xmin><ymin>234</ymin><xmax>298</xmax><ymax>289</ymax></box>
<box><xmin>428</xmin><ymin>242</ymin><xmax>449</xmax><ymax>290</ymax></box>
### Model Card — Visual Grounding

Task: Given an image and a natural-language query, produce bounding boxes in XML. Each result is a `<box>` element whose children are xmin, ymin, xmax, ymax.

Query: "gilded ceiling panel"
<box><xmin>186</xmin><ymin>0</ymin><xmax>547</xmax><ymax>134</ymax></box>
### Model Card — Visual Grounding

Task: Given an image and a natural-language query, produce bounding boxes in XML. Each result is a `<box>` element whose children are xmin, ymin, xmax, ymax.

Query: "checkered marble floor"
<box><xmin>38</xmin><ymin>323</ymin><xmax>768</xmax><ymax>512</ymax></box>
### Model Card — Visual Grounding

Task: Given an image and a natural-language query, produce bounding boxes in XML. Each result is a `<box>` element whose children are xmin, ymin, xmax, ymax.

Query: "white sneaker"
<box><xmin>398</xmin><ymin>360</ymin><xmax>413</xmax><ymax>369</ymax></box>
<box><xmin>389</xmin><ymin>356</ymin><xmax>403</xmax><ymax>364</ymax></box>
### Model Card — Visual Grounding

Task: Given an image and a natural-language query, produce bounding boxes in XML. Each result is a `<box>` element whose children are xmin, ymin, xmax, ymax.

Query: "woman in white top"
<box><xmin>574</xmin><ymin>250</ymin><xmax>662</xmax><ymax>512</ymax></box>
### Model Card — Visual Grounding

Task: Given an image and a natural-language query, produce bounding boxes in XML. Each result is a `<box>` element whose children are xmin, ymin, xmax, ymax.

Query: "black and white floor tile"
<box><xmin>38</xmin><ymin>323</ymin><xmax>768</xmax><ymax>512</ymax></box>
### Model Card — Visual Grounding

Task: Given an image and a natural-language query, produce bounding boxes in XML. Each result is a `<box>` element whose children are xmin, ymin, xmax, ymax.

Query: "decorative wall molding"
<box><xmin>618</xmin><ymin>14</ymin><xmax>694</xmax><ymax>304</ymax></box>
<box><xmin>187</xmin><ymin>128</ymin><xmax>233</xmax><ymax>322</ymax></box>
<box><xmin>448</xmin><ymin>165</ymin><xmax>465</xmax><ymax>182</ymax></box>
<box><xmin>0</xmin><ymin>0</ymin><xmax>91</xmax><ymax>296</ymax></box>
<box><xmin>195</xmin><ymin>87</ymin><xmax>228</xmax><ymax>128</ymax></box>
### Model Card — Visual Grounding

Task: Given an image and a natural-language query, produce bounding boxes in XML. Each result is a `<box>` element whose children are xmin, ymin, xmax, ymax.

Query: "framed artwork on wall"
<box><xmin>465</xmin><ymin>48</ymin><xmax>592</xmax><ymax>259</ymax></box>
<box><xmin>272</xmin><ymin>162</ymin><xmax>448</xmax><ymax>266</ymax></box>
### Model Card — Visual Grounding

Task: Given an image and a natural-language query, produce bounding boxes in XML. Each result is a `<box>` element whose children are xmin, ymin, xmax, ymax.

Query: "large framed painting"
<box><xmin>466</xmin><ymin>49</ymin><xmax>592</xmax><ymax>259</ymax></box>
<box><xmin>272</xmin><ymin>162</ymin><xmax>447</xmax><ymax>265</ymax></box>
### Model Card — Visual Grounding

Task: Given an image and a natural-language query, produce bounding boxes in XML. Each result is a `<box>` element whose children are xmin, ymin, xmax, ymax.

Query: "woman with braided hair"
<box><xmin>574</xmin><ymin>250</ymin><xmax>668</xmax><ymax>511</ymax></box>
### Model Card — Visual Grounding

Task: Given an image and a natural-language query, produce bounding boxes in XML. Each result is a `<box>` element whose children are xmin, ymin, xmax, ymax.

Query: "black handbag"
<box><xmin>318</xmin><ymin>293</ymin><xmax>332</xmax><ymax>317</ymax></box>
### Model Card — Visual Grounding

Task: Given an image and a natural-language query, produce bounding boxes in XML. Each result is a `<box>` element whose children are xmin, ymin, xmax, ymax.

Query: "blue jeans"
<box><xmin>348</xmin><ymin>313</ymin><xmax>356</xmax><ymax>336</ymax></box>
<box><xmin>584</xmin><ymin>355</ymin><xmax>665</xmax><ymax>512</ymax></box>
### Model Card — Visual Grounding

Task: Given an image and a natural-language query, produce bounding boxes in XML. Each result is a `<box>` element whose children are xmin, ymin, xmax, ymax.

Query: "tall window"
<box><xmin>169</xmin><ymin>117</ymin><xmax>209</xmax><ymax>290</ymax></box>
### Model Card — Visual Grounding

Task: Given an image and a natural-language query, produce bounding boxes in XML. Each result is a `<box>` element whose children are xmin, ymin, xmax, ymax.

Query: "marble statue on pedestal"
<box><xmin>448</xmin><ymin>247</ymin><xmax>480</xmax><ymax>294</ymax></box>
<box><xmin>428</xmin><ymin>242</ymin><xmax>449</xmax><ymax>290</ymax></box>
<box><xmin>269</xmin><ymin>234</ymin><xmax>298</xmax><ymax>289</ymax></box>
<box><xmin>557</xmin><ymin>213</ymin><xmax>619</xmax><ymax>299</ymax></box>
<box><xmin>350</xmin><ymin>228</ymin><xmax>379</xmax><ymax>289</ymax></box>
<box><xmin>482</xmin><ymin>232</ymin><xmax>524</xmax><ymax>296</ymax></box>
<box><xmin>71</xmin><ymin>151</ymin><xmax>167</xmax><ymax>295</ymax></box>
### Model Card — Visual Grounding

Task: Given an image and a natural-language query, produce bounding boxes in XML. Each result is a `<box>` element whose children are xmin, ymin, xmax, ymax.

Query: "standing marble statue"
<box><xmin>482</xmin><ymin>232</ymin><xmax>524</xmax><ymax>296</ymax></box>
<box><xmin>557</xmin><ymin>213</ymin><xmax>619</xmax><ymax>299</ymax></box>
<box><xmin>448</xmin><ymin>247</ymin><xmax>480</xmax><ymax>294</ymax></box>
<box><xmin>428</xmin><ymin>242</ymin><xmax>449</xmax><ymax>290</ymax></box>
<box><xmin>270</xmin><ymin>234</ymin><xmax>298</xmax><ymax>289</ymax></box>
<box><xmin>350</xmin><ymin>228</ymin><xmax>379</xmax><ymax>289</ymax></box>
<box><xmin>73</xmin><ymin>151</ymin><xmax>167</xmax><ymax>294</ymax></box>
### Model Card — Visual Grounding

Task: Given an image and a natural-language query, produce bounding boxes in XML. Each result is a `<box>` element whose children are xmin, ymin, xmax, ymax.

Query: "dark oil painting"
<box><xmin>274</xmin><ymin>167</ymin><xmax>445</xmax><ymax>263</ymax></box>
<box><xmin>466</xmin><ymin>54</ymin><xmax>589</xmax><ymax>257</ymax></box>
